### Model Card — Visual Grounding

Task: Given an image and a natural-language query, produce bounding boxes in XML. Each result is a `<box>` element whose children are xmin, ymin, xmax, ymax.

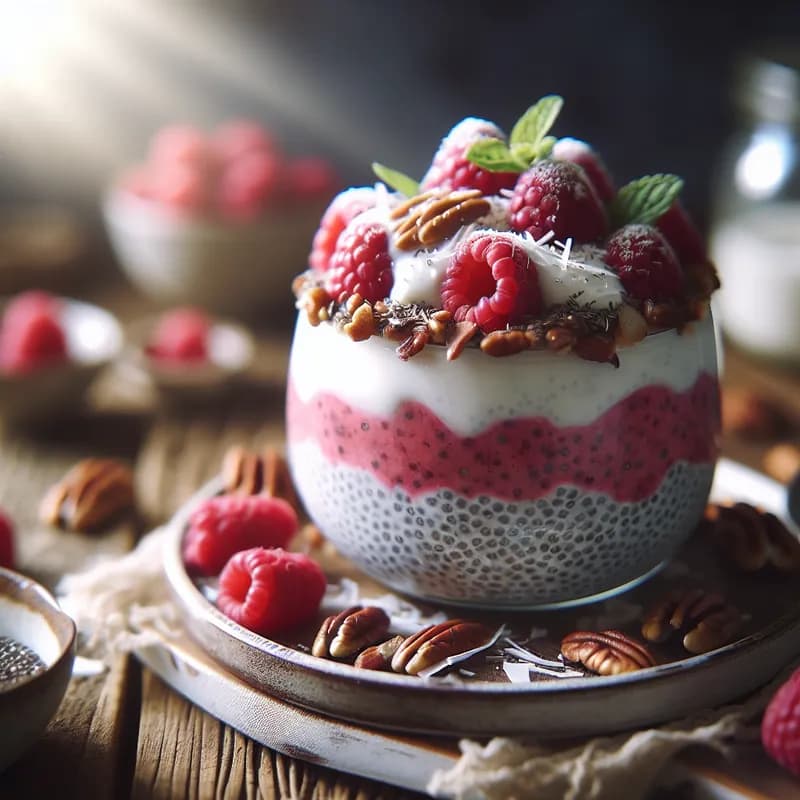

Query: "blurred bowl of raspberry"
<box><xmin>123</xmin><ymin>305</ymin><xmax>255</xmax><ymax>405</ymax></box>
<box><xmin>0</xmin><ymin>290</ymin><xmax>123</xmax><ymax>423</ymax></box>
<box><xmin>102</xmin><ymin>120</ymin><xmax>339</xmax><ymax>320</ymax></box>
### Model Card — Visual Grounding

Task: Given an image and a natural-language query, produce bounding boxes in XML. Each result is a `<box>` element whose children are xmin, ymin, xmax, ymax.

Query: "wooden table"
<box><xmin>0</xmin><ymin>279</ymin><xmax>798</xmax><ymax>800</ymax></box>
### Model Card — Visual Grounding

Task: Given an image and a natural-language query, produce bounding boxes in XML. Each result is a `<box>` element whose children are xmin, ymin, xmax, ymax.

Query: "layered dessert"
<box><xmin>287</xmin><ymin>96</ymin><xmax>720</xmax><ymax>607</ymax></box>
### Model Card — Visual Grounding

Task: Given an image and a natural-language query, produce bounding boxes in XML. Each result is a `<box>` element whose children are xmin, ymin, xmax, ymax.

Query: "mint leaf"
<box><xmin>611</xmin><ymin>174</ymin><xmax>684</xmax><ymax>227</ymax></box>
<box><xmin>372</xmin><ymin>162</ymin><xmax>420</xmax><ymax>197</ymax></box>
<box><xmin>466</xmin><ymin>138</ymin><xmax>527</xmax><ymax>172</ymax></box>
<box><xmin>510</xmin><ymin>95</ymin><xmax>563</xmax><ymax>149</ymax></box>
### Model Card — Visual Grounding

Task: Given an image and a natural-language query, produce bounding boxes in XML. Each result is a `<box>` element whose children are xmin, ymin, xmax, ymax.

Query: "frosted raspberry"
<box><xmin>0</xmin><ymin>291</ymin><xmax>67</xmax><ymax>374</ymax></box>
<box><xmin>326</xmin><ymin>220</ymin><xmax>393</xmax><ymax>304</ymax></box>
<box><xmin>147</xmin><ymin>307</ymin><xmax>211</xmax><ymax>363</ymax></box>
<box><xmin>0</xmin><ymin>509</ymin><xmax>14</xmax><ymax>569</ymax></box>
<box><xmin>148</xmin><ymin>124</ymin><xmax>211</xmax><ymax>170</ymax></box>
<box><xmin>216</xmin><ymin>547</ymin><xmax>326</xmax><ymax>636</ymax></box>
<box><xmin>183</xmin><ymin>494</ymin><xmax>298</xmax><ymax>576</ymax></box>
<box><xmin>605</xmin><ymin>224</ymin><xmax>685</xmax><ymax>302</ymax></box>
<box><xmin>552</xmin><ymin>138</ymin><xmax>615</xmax><ymax>203</ymax></box>
<box><xmin>656</xmin><ymin>201</ymin><xmax>708</xmax><ymax>266</ymax></box>
<box><xmin>212</xmin><ymin>119</ymin><xmax>277</xmax><ymax>164</ymax></box>
<box><xmin>762</xmin><ymin>666</ymin><xmax>800</xmax><ymax>777</ymax></box>
<box><xmin>216</xmin><ymin>150</ymin><xmax>281</xmax><ymax>220</ymax></box>
<box><xmin>441</xmin><ymin>233</ymin><xmax>542</xmax><ymax>333</ymax></box>
<box><xmin>509</xmin><ymin>160</ymin><xmax>608</xmax><ymax>243</ymax></box>
<box><xmin>309</xmin><ymin>188</ymin><xmax>377</xmax><ymax>273</ymax></box>
<box><xmin>284</xmin><ymin>157</ymin><xmax>338</xmax><ymax>202</ymax></box>
<box><xmin>420</xmin><ymin>118</ymin><xmax>519</xmax><ymax>196</ymax></box>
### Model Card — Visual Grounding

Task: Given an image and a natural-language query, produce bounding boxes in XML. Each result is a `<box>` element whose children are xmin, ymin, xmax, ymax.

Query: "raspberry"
<box><xmin>605</xmin><ymin>224</ymin><xmax>685</xmax><ymax>302</ymax></box>
<box><xmin>552</xmin><ymin>138</ymin><xmax>615</xmax><ymax>203</ymax></box>
<box><xmin>309</xmin><ymin>188</ymin><xmax>376</xmax><ymax>273</ymax></box>
<box><xmin>183</xmin><ymin>494</ymin><xmax>298</xmax><ymax>576</ymax></box>
<box><xmin>0</xmin><ymin>509</ymin><xmax>14</xmax><ymax>569</ymax></box>
<box><xmin>420</xmin><ymin>117</ymin><xmax>519</xmax><ymax>196</ymax></box>
<box><xmin>509</xmin><ymin>160</ymin><xmax>608</xmax><ymax>243</ymax></box>
<box><xmin>151</xmin><ymin>162</ymin><xmax>211</xmax><ymax>214</ymax></box>
<box><xmin>212</xmin><ymin>119</ymin><xmax>277</xmax><ymax>165</ymax></box>
<box><xmin>326</xmin><ymin>220</ymin><xmax>393</xmax><ymax>304</ymax></box>
<box><xmin>284</xmin><ymin>157</ymin><xmax>338</xmax><ymax>202</ymax></box>
<box><xmin>0</xmin><ymin>292</ymin><xmax>67</xmax><ymax>374</ymax></box>
<box><xmin>441</xmin><ymin>233</ymin><xmax>542</xmax><ymax>333</ymax></box>
<box><xmin>147</xmin><ymin>307</ymin><xmax>211</xmax><ymax>363</ymax></box>
<box><xmin>216</xmin><ymin>547</ymin><xmax>326</xmax><ymax>636</ymax></box>
<box><xmin>216</xmin><ymin>150</ymin><xmax>281</xmax><ymax>220</ymax></box>
<box><xmin>656</xmin><ymin>201</ymin><xmax>707</xmax><ymax>266</ymax></box>
<box><xmin>148</xmin><ymin>124</ymin><xmax>211</xmax><ymax>170</ymax></box>
<box><xmin>762</xmin><ymin>667</ymin><xmax>800</xmax><ymax>777</ymax></box>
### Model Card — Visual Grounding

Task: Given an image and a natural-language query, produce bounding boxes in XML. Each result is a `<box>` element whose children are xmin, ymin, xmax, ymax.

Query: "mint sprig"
<box><xmin>372</xmin><ymin>162</ymin><xmax>420</xmax><ymax>197</ymax></box>
<box><xmin>467</xmin><ymin>95</ymin><xmax>563</xmax><ymax>173</ymax></box>
<box><xmin>611</xmin><ymin>174</ymin><xmax>683</xmax><ymax>227</ymax></box>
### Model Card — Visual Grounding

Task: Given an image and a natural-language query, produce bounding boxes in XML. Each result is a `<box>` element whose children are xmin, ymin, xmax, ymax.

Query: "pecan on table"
<box><xmin>312</xmin><ymin>606</ymin><xmax>391</xmax><ymax>660</ymax></box>
<box><xmin>222</xmin><ymin>446</ymin><xmax>300</xmax><ymax>512</ymax></box>
<box><xmin>560</xmin><ymin>630</ymin><xmax>656</xmax><ymax>675</ymax></box>
<box><xmin>40</xmin><ymin>458</ymin><xmax>135</xmax><ymax>533</ymax></box>
<box><xmin>641</xmin><ymin>588</ymin><xmax>742</xmax><ymax>655</ymax></box>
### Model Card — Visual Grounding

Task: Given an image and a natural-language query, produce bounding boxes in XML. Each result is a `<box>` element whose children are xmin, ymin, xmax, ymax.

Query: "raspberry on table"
<box><xmin>183</xmin><ymin>494</ymin><xmax>299</xmax><ymax>576</ymax></box>
<box><xmin>309</xmin><ymin>188</ymin><xmax>376</xmax><ymax>273</ymax></box>
<box><xmin>656</xmin><ymin>201</ymin><xmax>708</xmax><ymax>267</ymax></box>
<box><xmin>0</xmin><ymin>509</ymin><xmax>14</xmax><ymax>569</ymax></box>
<box><xmin>216</xmin><ymin>150</ymin><xmax>281</xmax><ymax>220</ymax></box>
<box><xmin>605</xmin><ymin>223</ymin><xmax>685</xmax><ymax>302</ymax></box>
<box><xmin>509</xmin><ymin>159</ymin><xmax>608</xmax><ymax>243</ymax></box>
<box><xmin>762</xmin><ymin>666</ymin><xmax>800</xmax><ymax>777</ymax></box>
<box><xmin>216</xmin><ymin>547</ymin><xmax>326</xmax><ymax>636</ymax></box>
<box><xmin>326</xmin><ymin>220</ymin><xmax>394</xmax><ymax>304</ymax></box>
<box><xmin>212</xmin><ymin>119</ymin><xmax>277</xmax><ymax>165</ymax></box>
<box><xmin>552</xmin><ymin>137</ymin><xmax>615</xmax><ymax>203</ymax></box>
<box><xmin>421</xmin><ymin>117</ymin><xmax>519</xmax><ymax>196</ymax></box>
<box><xmin>441</xmin><ymin>233</ymin><xmax>542</xmax><ymax>333</ymax></box>
<box><xmin>0</xmin><ymin>291</ymin><xmax>68</xmax><ymax>375</ymax></box>
<box><xmin>147</xmin><ymin>307</ymin><xmax>211</xmax><ymax>363</ymax></box>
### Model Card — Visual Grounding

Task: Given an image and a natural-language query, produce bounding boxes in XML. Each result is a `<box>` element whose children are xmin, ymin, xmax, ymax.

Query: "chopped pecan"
<box><xmin>396</xmin><ymin>325</ymin><xmax>430</xmax><ymax>360</ymax></box>
<box><xmin>221</xmin><ymin>446</ymin><xmax>300</xmax><ymax>513</ymax></box>
<box><xmin>560</xmin><ymin>630</ymin><xmax>656</xmax><ymax>675</ymax></box>
<box><xmin>343</xmin><ymin>302</ymin><xmax>376</xmax><ymax>342</ymax></box>
<box><xmin>393</xmin><ymin>190</ymin><xmax>490</xmax><ymax>251</ymax></box>
<box><xmin>391</xmin><ymin>619</ymin><xmax>494</xmax><ymax>676</ymax></box>
<box><xmin>312</xmin><ymin>606</ymin><xmax>391</xmax><ymax>659</ymax></box>
<box><xmin>705</xmin><ymin>502</ymin><xmax>800</xmax><ymax>573</ymax></box>
<box><xmin>545</xmin><ymin>326</ymin><xmax>576</xmax><ymax>353</ymax></box>
<box><xmin>641</xmin><ymin>588</ymin><xmax>742</xmax><ymax>654</ymax></box>
<box><xmin>480</xmin><ymin>329</ymin><xmax>530</xmax><ymax>357</ymax></box>
<box><xmin>354</xmin><ymin>635</ymin><xmax>405</xmax><ymax>671</ymax></box>
<box><xmin>614</xmin><ymin>304</ymin><xmax>647</xmax><ymax>347</ymax></box>
<box><xmin>573</xmin><ymin>335</ymin><xmax>619</xmax><ymax>366</ymax></box>
<box><xmin>446</xmin><ymin>320</ymin><xmax>478</xmax><ymax>361</ymax></box>
<box><xmin>302</xmin><ymin>286</ymin><xmax>332</xmax><ymax>326</ymax></box>
<box><xmin>40</xmin><ymin>458</ymin><xmax>135</xmax><ymax>533</ymax></box>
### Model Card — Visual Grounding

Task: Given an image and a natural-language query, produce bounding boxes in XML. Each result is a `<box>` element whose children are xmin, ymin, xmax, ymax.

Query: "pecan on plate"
<box><xmin>354</xmin><ymin>635</ymin><xmax>406</xmax><ymax>671</ymax></box>
<box><xmin>641</xmin><ymin>588</ymin><xmax>742</xmax><ymax>655</ymax></box>
<box><xmin>391</xmin><ymin>619</ymin><xmax>495</xmax><ymax>676</ymax></box>
<box><xmin>705</xmin><ymin>502</ymin><xmax>800</xmax><ymax>573</ymax></box>
<box><xmin>560</xmin><ymin>630</ymin><xmax>656</xmax><ymax>675</ymax></box>
<box><xmin>222</xmin><ymin>446</ymin><xmax>300</xmax><ymax>512</ymax></box>
<box><xmin>311</xmin><ymin>606</ymin><xmax>391</xmax><ymax>660</ymax></box>
<box><xmin>40</xmin><ymin>458</ymin><xmax>135</xmax><ymax>533</ymax></box>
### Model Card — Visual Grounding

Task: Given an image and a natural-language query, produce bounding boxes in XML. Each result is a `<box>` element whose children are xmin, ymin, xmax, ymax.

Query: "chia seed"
<box><xmin>0</xmin><ymin>636</ymin><xmax>46</xmax><ymax>688</ymax></box>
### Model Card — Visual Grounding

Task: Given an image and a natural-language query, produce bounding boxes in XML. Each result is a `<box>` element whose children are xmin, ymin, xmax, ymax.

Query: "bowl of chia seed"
<box><xmin>0</xmin><ymin>568</ymin><xmax>76</xmax><ymax>771</ymax></box>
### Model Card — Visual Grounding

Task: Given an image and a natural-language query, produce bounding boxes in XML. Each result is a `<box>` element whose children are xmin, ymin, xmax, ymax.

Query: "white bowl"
<box><xmin>0</xmin><ymin>567</ymin><xmax>76</xmax><ymax>771</ymax></box>
<box><xmin>102</xmin><ymin>189</ymin><xmax>324</xmax><ymax>319</ymax></box>
<box><xmin>0</xmin><ymin>297</ymin><xmax>124</xmax><ymax>423</ymax></box>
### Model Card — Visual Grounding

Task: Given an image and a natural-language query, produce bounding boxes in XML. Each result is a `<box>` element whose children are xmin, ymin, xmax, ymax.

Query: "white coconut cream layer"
<box><xmin>288</xmin><ymin>312</ymin><xmax>718</xmax><ymax>434</ymax></box>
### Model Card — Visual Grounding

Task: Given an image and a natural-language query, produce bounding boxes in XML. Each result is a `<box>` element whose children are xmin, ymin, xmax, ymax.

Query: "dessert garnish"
<box><xmin>295</xmin><ymin>95</ymin><xmax>719</xmax><ymax>364</ymax></box>
<box><xmin>0</xmin><ymin>290</ymin><xmax>68</xmax><ymax>375</ymax></box>
<box><xmin>39</xmin><ymin>458</ymin><xmax>135</xmax><ymax>533</ymax></box>
<box><xmin>311</xmin><ymin>605</ymin><xmax>391</xmax><ymax>659</ymax></box>
<box><xmin>641</xmin><ymin>588</ymin><xmax>742</xmax><ymax>654</ymax></box>
<box><xmin>560</xmin><ymin>630</ymin><xmax>656</xmax><ymax>675</ymax></box>
<box><xmin>216</xmin><ymin>546</ymin><xmax>326</xmax><ymax>637</ymax></box>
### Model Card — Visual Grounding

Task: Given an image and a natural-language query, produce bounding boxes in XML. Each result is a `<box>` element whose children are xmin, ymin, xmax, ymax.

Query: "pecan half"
<box><xmin>446</xmin><ymin>320</ymin><xmax>478</xmax><ymax>361</ymax></box>
<box><xmin>354</xmin><ymin>635</ymin><xmax>405</xmax><ymax>671</ymax></box>
<box><xmin>480</xmin><ymin>329</ymin><xmax>530</xmax><ymax>357</ymax></box>
<box><xmin>312</xmin><ymin>606</ymin><xmax>391</xmax><ymax>659</ymax></box>
<box><xmin>222</xmin><ymin>446</ymin><xmax>300</xmax><ymax>513</ymax></box>
<box><xmin>641</xmin><ymin>588</ymin><xmax>742</xmax><ymax>654</ymax></box>
<box><xmin>705</xmin><ymin>502</ymin><xmax>800</xmax><ymax>573</ymax></box>
<box><xmin>40</xmin><ymin>458</ymin><xmax>135</xmax><ymax>533</ymax></box>
<box><xmin>392</xmin><ymin>190</ymin><xmax>490</xmax><ymax>251</ymax></box>
<box><xmin>560</xmin><ymin>630</ymin><xmax>656</xmax><ymax>675</ymax></box>
<box><xmin>391</xmin><ymin>620</ymin><xmax>494</xmax><ymax>676</ymax></box>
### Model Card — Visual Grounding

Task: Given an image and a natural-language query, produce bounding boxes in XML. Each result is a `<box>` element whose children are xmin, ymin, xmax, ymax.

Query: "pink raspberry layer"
<box><xmin>286</xmin><ymin>373</ymin><xmax>719</xmax><ymax>504</ymax></box>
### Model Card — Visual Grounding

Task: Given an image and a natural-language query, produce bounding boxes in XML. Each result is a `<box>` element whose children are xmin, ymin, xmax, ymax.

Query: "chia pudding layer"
<box><xmin>287</xmin><ymin>313</ymin><xmax>720</xmax><ymax>607</ymax></box>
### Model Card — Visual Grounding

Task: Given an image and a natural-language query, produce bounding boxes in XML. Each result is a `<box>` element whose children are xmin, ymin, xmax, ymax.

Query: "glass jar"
<box><xmin>710</xmin><ymin>43</ymin><xmax>800</xmax><ymax>365</ymax></box>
